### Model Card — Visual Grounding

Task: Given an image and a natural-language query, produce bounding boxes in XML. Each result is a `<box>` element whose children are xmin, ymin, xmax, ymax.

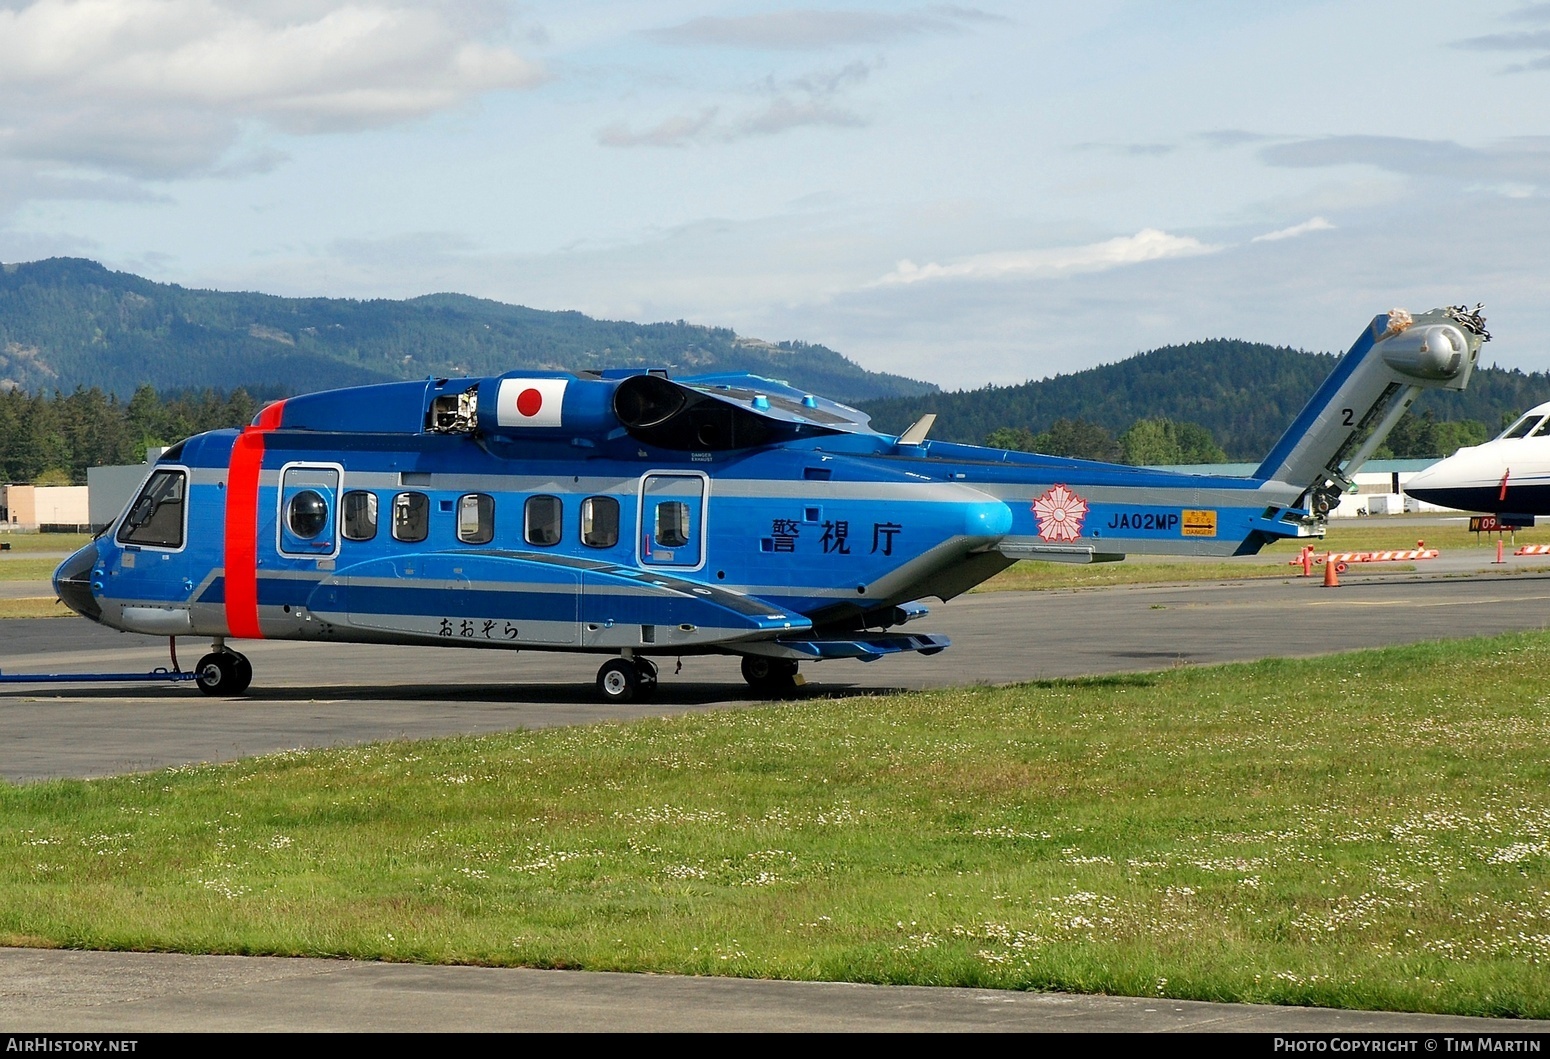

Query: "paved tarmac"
<box><xmin>7</xmin><ymin>948</ymin><xmax>1549</xmax><ymax>1033</ymax></box>
<box><xmin>3</xmin><ymin>558</ymin><xmax>1549</xmax><ymax>783</ymax></box>
<box><xmin>6</xmin><ymin>557</ymin><xmax>1550</xmax><ymax>1032</ymax></box>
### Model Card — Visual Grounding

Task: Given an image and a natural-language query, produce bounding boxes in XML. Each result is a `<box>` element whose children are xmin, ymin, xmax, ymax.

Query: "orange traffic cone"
<box><xmin>1323</xmin><ymin>556</ymin><xmax>1339</xmax><ymax>587</ymax></box>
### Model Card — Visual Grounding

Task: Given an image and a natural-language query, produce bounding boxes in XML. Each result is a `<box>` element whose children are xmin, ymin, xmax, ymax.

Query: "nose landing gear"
<box><xmin>194</xmin><ymin>642</ymin><xmax>253</xmax><ymax>696</ymax></box>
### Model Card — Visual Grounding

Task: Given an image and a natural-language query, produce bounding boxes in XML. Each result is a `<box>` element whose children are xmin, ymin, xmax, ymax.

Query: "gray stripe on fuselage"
<box><xmin>249</xmin><ymin>469</ymin><xmax>994</xmax><ymax>505</ymax></box>
<box><xmin>974</xmin><ymin>480</ymin><xmax>1300</xmax><ymax>509</ymax></box>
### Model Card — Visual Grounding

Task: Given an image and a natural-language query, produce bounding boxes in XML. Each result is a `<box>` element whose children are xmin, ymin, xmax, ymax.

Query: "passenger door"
<box><xmin>638</xmin><ymin>473</ymin><xmax>707</xmax><ymax>570</ymax></box>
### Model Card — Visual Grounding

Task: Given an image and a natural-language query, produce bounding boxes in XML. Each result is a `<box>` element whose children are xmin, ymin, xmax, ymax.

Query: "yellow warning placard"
<box><xmin>1182</xmin><ymin>509</ymin><xmax>1217</xmax><ymax>537</ymax></box>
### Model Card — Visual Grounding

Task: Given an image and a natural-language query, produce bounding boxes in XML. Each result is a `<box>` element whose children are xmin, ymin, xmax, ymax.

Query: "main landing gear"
<box><xmin>740</xmin><ymin>656</ymin><xmax>799</xmax><ymax>696</ymax></box>
<box><xmin>596</xmin><ymin>656</ymin><xmax>658</xmax><ymax>703</ymax></box>
<box><xmin>192</xmin><ymin>639</ymin><xmax>253</xmax><ymax>697</ymax></box>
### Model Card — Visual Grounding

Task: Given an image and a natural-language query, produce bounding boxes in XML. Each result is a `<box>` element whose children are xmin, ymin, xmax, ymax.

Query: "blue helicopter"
<box><xmin>53</xmin><ymin>305</ymin><xmax>1487</xmax><ymax>701</ymax></box>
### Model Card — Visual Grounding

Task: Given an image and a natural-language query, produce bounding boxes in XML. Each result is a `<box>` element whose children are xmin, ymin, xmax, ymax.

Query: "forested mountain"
<box><xmin>858</xmin><ymin>339</ymin><xmax>1550</xmax><ymax>460</ymax></box>
<box><xmin>0</xmin><ymin>258</ymin><xmax>935</xmax><ymax>404</ymax></box>
<box><xmin>7</xmin><ymin>257</ymin><xmax>1549</xmax><ymax>473</ymax></box>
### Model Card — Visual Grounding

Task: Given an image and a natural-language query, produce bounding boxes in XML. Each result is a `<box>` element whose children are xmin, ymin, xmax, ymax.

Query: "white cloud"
<box><xmin>647</xmin><ymin>7</ymin><xmax>1002</xmax><ymax>51</ymax></box>
<box><xmin>0</xmin><ymin>0</ymin><xmax>542</xmax><ymax>181</ymax></box>
<box><xmin>598</xmin><ymin>60</ymin><xmax>871</xmax><ymax>147</ymax></box>
<box><xmin>1251</xmin><ymin>216</ymin><xmax>1335</xmax><ymax>242</ymax></box>
<box><xmin>1468</xmin><ymin>182</ymin><xmax>1538</xmax><ymax>198</ymax></box>
<box><xmin>598</xmin><ymin>108</ymin><xmax>720</xmax><ymax>148</ymax></box>
<box><xmin>869</xmin><ymin>229</ymin><xmax>1221</xmax><ymax>287</ymax></box>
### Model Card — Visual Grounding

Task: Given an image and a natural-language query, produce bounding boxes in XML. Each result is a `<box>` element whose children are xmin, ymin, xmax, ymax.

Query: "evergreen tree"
<box><xmin>1032</xmin><ymin>418</ymin><xmax>1122</xmax><ymax>462</ymax></box>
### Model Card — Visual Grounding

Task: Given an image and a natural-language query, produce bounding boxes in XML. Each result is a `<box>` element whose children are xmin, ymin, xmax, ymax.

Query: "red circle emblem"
<box><xmin>516</xmin><ymin>387</ymin><xmax>543</xmax><ymax>417</ymax></box>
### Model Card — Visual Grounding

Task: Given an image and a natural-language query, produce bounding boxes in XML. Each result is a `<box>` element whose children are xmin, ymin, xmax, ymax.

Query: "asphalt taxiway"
<box><xmin>8</xmin><ymin>948</ymin><xmax>1549</xmax><ymax>1033</ymax></box>
<box><xmin>6</xmin><ymin>563</ymin><xmax>1550</xmax><ymax>1032</ymax></box>
<box><xmin>3</xmin><ymin>563</ymin><xmax>1549</xmax><ymax>782</ymax></box>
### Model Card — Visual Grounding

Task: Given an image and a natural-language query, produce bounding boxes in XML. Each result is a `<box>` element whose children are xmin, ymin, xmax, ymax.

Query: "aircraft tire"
<box><xmin>597</xmin><ymin>658</ymin><xmax>640</xmax><ymax>703</ymax></box>
<box><xmin>740</xmin><ymin>656</ymin><xmax>798</xmax><ymax>695</ymax></box>
<box><xmin>230</xmin><ymin>653</ymin><xmax>254</xmax><ymax>694</ymax></box>
<box><xmin>634</xmin><ymin>658</ymin><xmax>659</xmax><ymax>700</ymax></box>
<box><xmin>195</xmin><ymin>652</ymin><xmax>251</xmax><ymax>697</ymax></box>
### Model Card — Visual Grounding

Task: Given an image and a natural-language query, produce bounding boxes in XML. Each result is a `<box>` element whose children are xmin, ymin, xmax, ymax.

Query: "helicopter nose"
<box><xmin>53</xmin><ymin>542</ymin><xmax>102</xmax><ymax>623</ymax></box>
<box><xmin>966</xmin><ymin>499</ymin><xmax>1014</xmax><ymax>538</ymax></box>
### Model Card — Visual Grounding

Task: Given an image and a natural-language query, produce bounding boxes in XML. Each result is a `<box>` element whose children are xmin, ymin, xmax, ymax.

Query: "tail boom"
<box><xmin>1254</xmin><ymin>305</ymin><xmax>1488</xmax><ymax>515</ymax></box>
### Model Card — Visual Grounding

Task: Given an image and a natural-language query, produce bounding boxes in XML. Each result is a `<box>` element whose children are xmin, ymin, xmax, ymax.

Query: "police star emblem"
<box><xmin>1032</xmin><ymin>484</ymin><xmax>1089</xmax><ymax>542</ymax></box>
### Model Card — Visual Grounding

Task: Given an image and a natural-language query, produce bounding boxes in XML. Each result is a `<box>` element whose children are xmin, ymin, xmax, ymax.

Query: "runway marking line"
<box><xmin>1303</xmin><ymin>595</ymin><xmax>1550</xmax><ymax>608</ymax></box>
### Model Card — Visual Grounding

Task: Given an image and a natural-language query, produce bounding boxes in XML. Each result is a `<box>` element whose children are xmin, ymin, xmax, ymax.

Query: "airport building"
<box><xmin>1</xmin><ymin>449</ymin><xmax>161</xmax><ymax>533</ymax></box>
<box><xmin>0</xmin><ymin>484</ymin><xmax>91</xmax><ymax>532</ymax></box>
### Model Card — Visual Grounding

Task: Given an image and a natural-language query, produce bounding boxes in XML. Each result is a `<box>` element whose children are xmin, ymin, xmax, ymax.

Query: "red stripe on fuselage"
<box><xmin>224</xmin><ymin>402</ymin><xmax>285</xmax><ymax>638</ymax></box>
<box><xmin>255</xmin><ymin>400</ymin><xmax>285</xmax><ymax>430</ymax></box>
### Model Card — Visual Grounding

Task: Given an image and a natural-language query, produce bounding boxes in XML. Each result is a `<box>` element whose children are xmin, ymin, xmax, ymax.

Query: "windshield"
<box><xmin>116</xmin><ymin>469</ymin><xmax>186</xmax><ymax>548</ymax></box>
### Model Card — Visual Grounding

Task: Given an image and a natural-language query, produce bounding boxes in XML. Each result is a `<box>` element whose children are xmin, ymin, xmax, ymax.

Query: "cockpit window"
<box><xmin>1531</xmin><ymin>419</ymin><xmax>1550</xmax><ymax>438</ymax></box>
<box><xmin>1501</xmin><ymin>415</ymin><xmax>1545</xmax><ymax>440</ymax></box>
<box><xmin>117</xmin><ymin>469</ymin><xmax>186</xmax><ymax>548</ymax></box>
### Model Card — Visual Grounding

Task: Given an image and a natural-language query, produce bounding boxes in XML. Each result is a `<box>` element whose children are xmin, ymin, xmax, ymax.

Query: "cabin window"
<box><xmin>581</xmin><ymin>496</ymin><xmax>620</xmax><ymax>548</ymax></box>
<box><xmin>458</xmin><ymin>493</ymin><xmax>495</xmax><ymax>544</ymax></box>
<box><xmin>655</xmin><ymin>501</ymin><xmax>691</xmax><ymax>548</ymax></box>
<box><xmin>392</xmin><ymin>491</ymin><xmax>429</xmax><ymax>542</ymax></box>
<box><xmin>342</xmin><ymin>491</ymin><xmax>378</xmax><ymax>541</ymax></box>
<box><xmin>287</xmin><ymin>491</ymin><xmax>328</xmax><ymax>539</ymax></box>
<box><xmin>117</xmin><ymin>469</ymin><xmax>186</xmax><ymax>548</ymax></box>
<box><xmin>525</xmin><ymin>495</ymin><xmax>562</xmax><ymax>546</ymax></box>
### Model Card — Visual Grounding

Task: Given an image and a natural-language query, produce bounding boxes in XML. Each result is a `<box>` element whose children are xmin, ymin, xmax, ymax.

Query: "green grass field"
<box><xmin>5</xmin><ymin>632</ymin><xmax>1550</xmax><ymax>1016</ymax></box>
<box><xmin>0</xmin><ymin>532</ymin><xmax>91</xmax><ymax>556</ymax></box>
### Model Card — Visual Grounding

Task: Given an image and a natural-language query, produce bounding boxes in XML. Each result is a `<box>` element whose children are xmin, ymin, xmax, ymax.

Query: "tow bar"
<box><xmin>0</xmin><ymin>637</ymin><xmax>199</xmax><ymax>686</ymax></box>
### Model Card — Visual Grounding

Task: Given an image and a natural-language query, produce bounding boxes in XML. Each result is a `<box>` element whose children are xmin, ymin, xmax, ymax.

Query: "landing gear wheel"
<box><xmin>195</xmin><ymin>651</ymin><xmax>252</xmax><ymax>696</ymax></box>
<box><xmin>635</xmin><ymin>658</ymin><xmax>659</xmax><ymax>700</ymax></box>
<box><xmin>230</xmin><ymin>653</ymin><xmax>253</xmax><ymax>692</ymax></box>
<box><xmin>597</xmin><ymin>658</ymin><xmax>641</xmax><ymax>703</ymax></box>
<box><xmin>740</xmin><ymin>656</ymin><xmax>799</xmax><ymax>696</ymax></box>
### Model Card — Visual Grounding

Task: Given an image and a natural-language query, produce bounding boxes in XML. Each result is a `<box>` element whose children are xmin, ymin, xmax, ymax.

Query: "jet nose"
<box><xmin>53</xmin><ymin>542</ymin><xmax>102</xmax><ymax>623</ymax></box>
<box><xmin>1402</xmin><ymin>459</ymin><xmax>1450</xmax><ymax>503</ymax></box>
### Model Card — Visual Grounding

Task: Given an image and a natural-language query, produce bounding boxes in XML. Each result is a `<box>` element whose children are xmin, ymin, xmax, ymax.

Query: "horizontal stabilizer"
<box><xmin>997</xmin><ymin>542</ymin><xmax>1126</xmax><ymax>564</ymax></box>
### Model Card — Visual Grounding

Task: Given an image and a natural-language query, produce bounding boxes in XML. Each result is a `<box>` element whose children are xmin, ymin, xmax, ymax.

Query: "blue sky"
<box><xmin>2</xmin><ymin>1</ymin><xmax>1548</xmax><ymax>388</ymax></box>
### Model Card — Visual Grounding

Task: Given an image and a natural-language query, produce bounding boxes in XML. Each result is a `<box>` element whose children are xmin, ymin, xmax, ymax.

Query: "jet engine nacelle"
<box><xmin>1378</xmin><ymin>323</ymin><xmax>1474</xmax><ymax>386</ymax></box>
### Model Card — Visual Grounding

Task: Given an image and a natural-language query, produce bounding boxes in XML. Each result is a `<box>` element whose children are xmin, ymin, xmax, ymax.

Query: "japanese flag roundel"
<box><xmin>496</xmin><ymin>378</ymin><xmax>568</xmax><ymax>428</ymax></box>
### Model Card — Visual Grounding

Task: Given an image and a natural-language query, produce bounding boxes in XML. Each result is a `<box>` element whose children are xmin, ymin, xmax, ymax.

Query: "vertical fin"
<box><xmin>1254</xmin><ymin>306</ymin><xmax>1488</xmax><ymax>513</ymax></box>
